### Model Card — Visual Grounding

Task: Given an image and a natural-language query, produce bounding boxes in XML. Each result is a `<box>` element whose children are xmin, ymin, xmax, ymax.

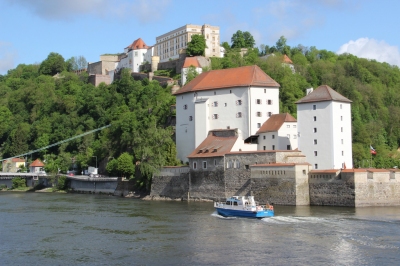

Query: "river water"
<box><xmin>0</xmin><ymin>192</ymin><xmax>399</xmax><ymax>266</ymax></box>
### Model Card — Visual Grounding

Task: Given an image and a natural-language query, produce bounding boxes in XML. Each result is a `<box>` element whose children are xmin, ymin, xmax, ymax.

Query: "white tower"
<box><xmin>296</xmin><ymin>85</ymin><xmax>353</xmax><ymax>170</ymax></box>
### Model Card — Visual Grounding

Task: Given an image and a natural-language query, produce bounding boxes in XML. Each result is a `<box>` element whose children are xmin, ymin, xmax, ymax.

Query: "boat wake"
<box><xmin>261</xmin><ymin>216</ymin><xmax>328</xmax><ymax>224</ymax></box>
<box><xmin>211</xmin><ymin>211</ymin><xmax>237</xmax><ymax>220</ymax></box>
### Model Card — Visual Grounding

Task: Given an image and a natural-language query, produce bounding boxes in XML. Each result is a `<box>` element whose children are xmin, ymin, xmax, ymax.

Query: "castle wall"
<box><xmin>309</xmin><ymin>171</ymin><xmax>355</xmax><ymax>206</ymax></box>
<box><xmin>353</xmin><ymin>170</ymin><xmax>400</xmax><ymax>207</ymax></box>
<box><xmin>150</xmin><ymin>167</ymin><xmax>190</xmax><ymax>199</ymax></box>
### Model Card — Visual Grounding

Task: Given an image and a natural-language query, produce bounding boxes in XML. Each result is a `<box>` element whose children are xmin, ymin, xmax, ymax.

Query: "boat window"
<box><xmin>226</xmin><ymin>201</ymin><xmax>231</xmax><ymax>205</ymax></box>
<box><xmin>234</xmin><ymin>202</ymin><xmax>238</xmax><ymax>206</ymax></box>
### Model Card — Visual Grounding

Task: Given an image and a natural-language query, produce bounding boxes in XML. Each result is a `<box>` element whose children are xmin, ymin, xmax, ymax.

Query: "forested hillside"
<box><xmin>0</xmin><ymin>54</ymin><xmax>178</xmax><ymax>189</ymax></box>
<box><xmin>1</xmin><ymin>38</ymin><xmax>400</xmax><ymax>187</ymax></box>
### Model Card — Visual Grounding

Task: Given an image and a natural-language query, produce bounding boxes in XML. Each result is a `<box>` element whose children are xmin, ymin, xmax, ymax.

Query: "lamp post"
<box><xmin>93</xmin><ymin>156</ymin><xmax>97</xmax><ymax>168</ymax></box>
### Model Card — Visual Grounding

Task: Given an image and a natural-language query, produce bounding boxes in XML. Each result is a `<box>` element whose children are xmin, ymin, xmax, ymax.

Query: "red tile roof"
<box><xmin>188</xmin><ymin>130</ymin><xmax>238</xmax><ymax>158</ymax></box>
<box><xmin>296</xmin><ymin>85</ymin><xmax>352</xmax><ymax>104</ymax></box>
<box><xmin>126</xmin><ymin>38</ymin><xmax>149</xmax><ymax>50</ymax></box>
<box><xmin>12</xmin><ymin>158</ymin><xmax>25</xmax><ymax>162</ymax></box>
<box><xmin>174</xmin><ymin>65</ymin><xmax>280</xmax><ymax>95</ymax></box>
<box><xmin>256</xmin><ymin>113</ymin><xmax>297</xmax><ymax>134</ymax></box>
<box><xmin>183</xmin><ymin>57</ymin><xmax>201</xmax><ymax>68</ymax></box>
<box><xmin>283</xmin><ymin>54</ymin><xmax>293</xmax><ymax>64</ymax></box>
<box><xmin>30</xmin><ymin>159</ymin><xmax>44</xmax><ymax>167</ymax></box>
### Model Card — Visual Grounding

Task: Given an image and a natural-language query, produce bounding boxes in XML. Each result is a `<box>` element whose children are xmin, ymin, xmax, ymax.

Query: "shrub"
<box><xmin>12</xmin><ymin>178</ymin><xmax>26</xmax><ymax>189</ymax></box>
<box><xmin>0</xmin><ymin>184</ymin><xmax>7</xmax><ymax>190</ymax></box>
<box><xmin>57</xmin><ymin>176</ymin><xmax>67</xmax><ymax>190</ymax></box>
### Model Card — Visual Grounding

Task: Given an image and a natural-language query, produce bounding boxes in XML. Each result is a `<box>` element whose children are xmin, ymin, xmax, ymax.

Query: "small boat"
<box><xmin>214</xmin><ymin>196</ymin><xmax>274</xmax><ymax>218</ymax></box>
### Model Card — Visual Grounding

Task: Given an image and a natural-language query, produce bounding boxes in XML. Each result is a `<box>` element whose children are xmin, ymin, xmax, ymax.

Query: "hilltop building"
<box><xmin>296</xmin><ymin>85</ymin><xmax>353</xmax><ymax>170</ymax></box>
<box><xmin>29</xmin><ymin>159</ymin><xmax>45</xmax><ymax>174</ymax></box>
<box><xmin>174</xmin><ymin>65</ymin><xmax>280</xmax><ymax>162</ymax></box>
<box><xmin>116</xmin><ymin>38</ymin><xmax>154</xmax><ymax>74</ymax></box>
<box><xmin>180</xmin><ymin>56</ymin><xmax>210</xmax><ymax>85</ymax></box>
<box><xmin>155</xmin><ymin>24</ymin><xmax>221</xmax><ymax>63</ymax></box>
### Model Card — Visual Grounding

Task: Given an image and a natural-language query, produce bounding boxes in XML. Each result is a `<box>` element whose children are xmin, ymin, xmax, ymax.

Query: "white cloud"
<box><xmin>337</xmin><ymin>38</ymin><xmax>400</xmax><ymax>67</ymax></box>
<box><xmin>4</xmin><ymin>0</ymin><xmax>171</xmax><ymax>23</ymax></box>
<box><xmin>0</xmin><ymin>42</ymin><xmax>17</xmax><ymax>74</ymax></box>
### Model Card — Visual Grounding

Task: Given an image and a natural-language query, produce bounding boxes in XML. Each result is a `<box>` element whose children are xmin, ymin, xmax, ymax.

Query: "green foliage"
<box><xmin>185</xmin><ymin>66</ymin><xmax>199</xmax><ymax>84</ymax></box>
<box><xmin>39</xmin><ymin>52</ymin><xmax>66</xmax><ymax>76</ymax></box>
<box><xmin>186</xmin><ymin>35</ymin><xmax>207</xmax><ymax>56</ymax></box>
<box><xmin>117</xmin><ymin>152</ymin><xmax>135</xmax><ymax>178</ymax></box>
<box><xmin>56</xmin><ymin>176</ymin><xmax>67</xmax><ymax>190</ymax></box>
<box><xmin>0</xmin><ymin>184</ymin><xmax>7</xmax><ymax>190</ymax></box>
<box><xmin>231</xmin><ymin>30</ymin><xmax>255</xmax><ymax>48</ymax></box>
<box><xmin>12</xmin><ymin>177</ymin><xmax>26</xmax><ymax>189</ymax></box>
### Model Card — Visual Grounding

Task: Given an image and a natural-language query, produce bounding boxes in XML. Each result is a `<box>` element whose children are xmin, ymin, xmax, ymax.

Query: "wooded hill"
<box><xmin>1</xmin><ymin>41</ymin><xmax>400</xmax><ymax>189</ymax></box>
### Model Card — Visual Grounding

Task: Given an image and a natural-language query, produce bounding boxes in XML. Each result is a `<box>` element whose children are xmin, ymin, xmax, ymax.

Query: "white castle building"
<box><xmin>116</xmin><ymin>38</ymin><xmax>153</xmax><ymax>73</ymax></box>
<box><xmin>174</xmin><ymin>65</ymin><xmax>280</xmax><ymax>163</ymax></box>
<box><xmin>296</xmin><ymin>85</ymin><xmax>353</xmax><ymax>170</ymax></box>
<box><xmin>155</xmin><ymin>24</ymin><xmax>221</xmax><ymax>63</ymax></box>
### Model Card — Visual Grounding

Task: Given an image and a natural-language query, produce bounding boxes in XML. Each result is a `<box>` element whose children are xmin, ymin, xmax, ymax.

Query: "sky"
<box><xmin>1</xmin><ymin>0</ymin><xmax>400</xmax><ymax>74</ymax></box>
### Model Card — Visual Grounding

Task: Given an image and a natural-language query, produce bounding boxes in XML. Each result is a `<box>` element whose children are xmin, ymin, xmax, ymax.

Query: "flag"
<box><xmin>370</xmin><ymin>145</ymin><xmax>377</xmax><ymax>155</ymax></box>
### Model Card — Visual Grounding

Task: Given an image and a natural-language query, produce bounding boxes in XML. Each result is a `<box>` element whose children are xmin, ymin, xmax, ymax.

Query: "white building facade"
<box><xmin>175</xmin><ymin>65</ymin><xmax>280</xmax><ymax>163</ymax></box>
<box><xmin>257</xmin><ymin>113</ymin><xmax>298</xmax><ymax>151</ymax></box>
<box><xmin>155</xmin><ymin>24</ymin><xmax>221</xmax><ymax>63</ymax></box>
<box><xmin>117</xmin><ymin>38</ymin><xmax>153</xmax><ymax>73</ymax></box>
<box><xmin>296</xmin><ymin>85</ymin><xmax>353</xmax><ymax>170</ymax></box>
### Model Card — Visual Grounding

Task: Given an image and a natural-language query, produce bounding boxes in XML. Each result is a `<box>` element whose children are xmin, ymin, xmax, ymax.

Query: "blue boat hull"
<box><xmin>216</xmin><ymin>208</ymin><xmax>274</xmax><ymax>218</ymax></box>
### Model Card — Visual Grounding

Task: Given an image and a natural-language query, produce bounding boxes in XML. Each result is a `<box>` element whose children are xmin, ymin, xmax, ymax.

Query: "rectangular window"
<box><xmin>342</xmin><ymin>151</ymin><xmax>344</xmax><ymax>156</ymax></box>
<box><xmin>263</xmin><ymin>146</ymin><xmax>266</xmax><ymax>150</ymax></box>
<box><xmin>287</xmin><ymin>125</ymin><xmax>290</xmax><ymax>128</ymax></box>
<box><xmin>314</xmin><ymin>164</ymin><xmax>318</xmax><ymax>169</ymax></box>
<box><xmin>272</xmin><ymin>135</ymin><xmax>275</xmax><ymax>139</ymax></box>
<box><xmin>256</xmin><ymin>99</ymin><xmax>261</xmax><ymax>104</ymax></box>
<box><xmin>341</xmin><ymin>116</ymin><xmax>343</xmax><ymax>121</ymax></box>
<box><xmin>189</xmin><ymin>116</ymin><xmax>192</xmax><ymax>121</ymax></box>
<box><xmin>287</xmin><ymin>145</ymin><xmax>291</xmax><ymax>150</ymax></box>
<box><xmin>237</xmin><ymin>112</ymin><xmax>242</xmax><ymax>118</ymax></box>
<box><xmin>183</xmin><ymin>104</ymin><xmax>188</xmax><ymax>110</ymax></box>
<box><xmin>267</xmin><ymin>112</ymin><xmax>272</xmax><ymax>117</ymax></box>
<box><xmin>314</xmin><ymin>139</ymin><xmax>317</xmax><ymax>145</ymax></box>
<box><xmin>293</xmin><ymin>135</ymin><xmax>297</xmax><ymax>139</ymax></box>
<box><xmin>341</xmin><ymin>139</ymin><xmax>344</xmax><ymax>144</ymax></box>
<box><xmin>340</xmin><ymin>104</ymin><xmax>342</xmax><ymax>109</ymax></box>
<box><xmin>214</xmin><ymin>159</ymin><xmax>217</xmax><ymax>166</ymax></box>
<box><xmin>313</xmin><ymin>116</ymin><xmax>317</xmax><ymax>121</ymax></box>
<box><xmin>224</xmin><ymin>103</ymin><xmax>227</xmax><ymax>107</ymax></box>
<box><xmin>213</xmin><ymin>101</ymin><xmax>218</xmax><ymax>107</ymax></box>
<box><xmin>236</xmin><ymin>100</ymin><xmax>242</xmax><ymax>105</ymax></box>
<box><xmin>263</xmin><ymin>136</ymin><xmax>266</xmax><ymax>140</ymax></box>
<box><xmin>314</xmin><ymin>128</ymin><xmax>317</xmax><ymax>133</ymax></box>
<box><xmin>293</xmin><ymin>125</ymin><xmax>297</xmax><ymax>128</ymax></box>
<box><xmin>212</xmin><ymin>114</ymin><xmax>219</xmax><ymax>119</ymax></box>
<box><xmin>272</xmin><ymin>145</ymin><xmax>275</xmax><ymax>150</ymax></box>
<box><xmin>314</xmin><ymin>151</ymin><xmax>318</xmax><ymax>156</ymax></box>
<box><xmin>313</xmin><ymin>104</ymin><xmax>316</xmax><ymax>110</ymax></box>
<box><xmin>257</xmin><ymin>123</ymin><xmax>261</xmax><ymax>128</ymax></box>
<box><xmin>341</xmin><ymin>127</ymin><xmax>343</xmax><ymax>132</ymax></box>
<box><xmin>287</xmin><ymin>134</ymin><xmax>290</xmax><ymax>139</ymax></box>
<box><xmin>264</xmin><ymin>89</ymin><xmax>266</xmax><ymax>93</ymax></box>
<box><xmin>267</xmin><ymin>99</ymin><xmax>272</xmax><ymax>105</ymax></box>
<box><xmin>193</xmin><ymin>162</ymin><xmax>197</xmax><ymax>169</ymax></box>
<box><xmin>203</xmin><ymin>161</ymin><xmax>207</xmax><ymax>169</ymax></box>
<box><xmin>256</xmin><ymin>112</ymin><xmax>262</xmax><ymax>117</ymax></box>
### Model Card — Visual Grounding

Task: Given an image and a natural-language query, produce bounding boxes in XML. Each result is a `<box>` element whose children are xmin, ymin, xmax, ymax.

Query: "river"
<box><xmin>0</xmin><ymin>192</ymin><xmax>399</xmax><ymax>265</ymax></box>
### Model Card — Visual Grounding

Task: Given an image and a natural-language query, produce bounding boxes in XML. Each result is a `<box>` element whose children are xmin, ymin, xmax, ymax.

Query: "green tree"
<box><xmin>186</xmin><ymin>35</ymin><xmax>207</xmax><ymax>56</ymax></box>
<box><xmin>185</xmin><ymin>66</ymin><xmax>199</xmax><ymax>84</ymax></box>
<box><xmin>39</xmin><ymin>52</ymin><xmax>66</xmax><ymax>76</ymax></box>
<box><xmin>231</xmin><ymin>30</ymin><xmax>255</xmax><ymax>48</ymax></box>
<box><xmin>117</xmin><ymin>152</ymin><xmax>135</xmax><ymax>178</ymax></box>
